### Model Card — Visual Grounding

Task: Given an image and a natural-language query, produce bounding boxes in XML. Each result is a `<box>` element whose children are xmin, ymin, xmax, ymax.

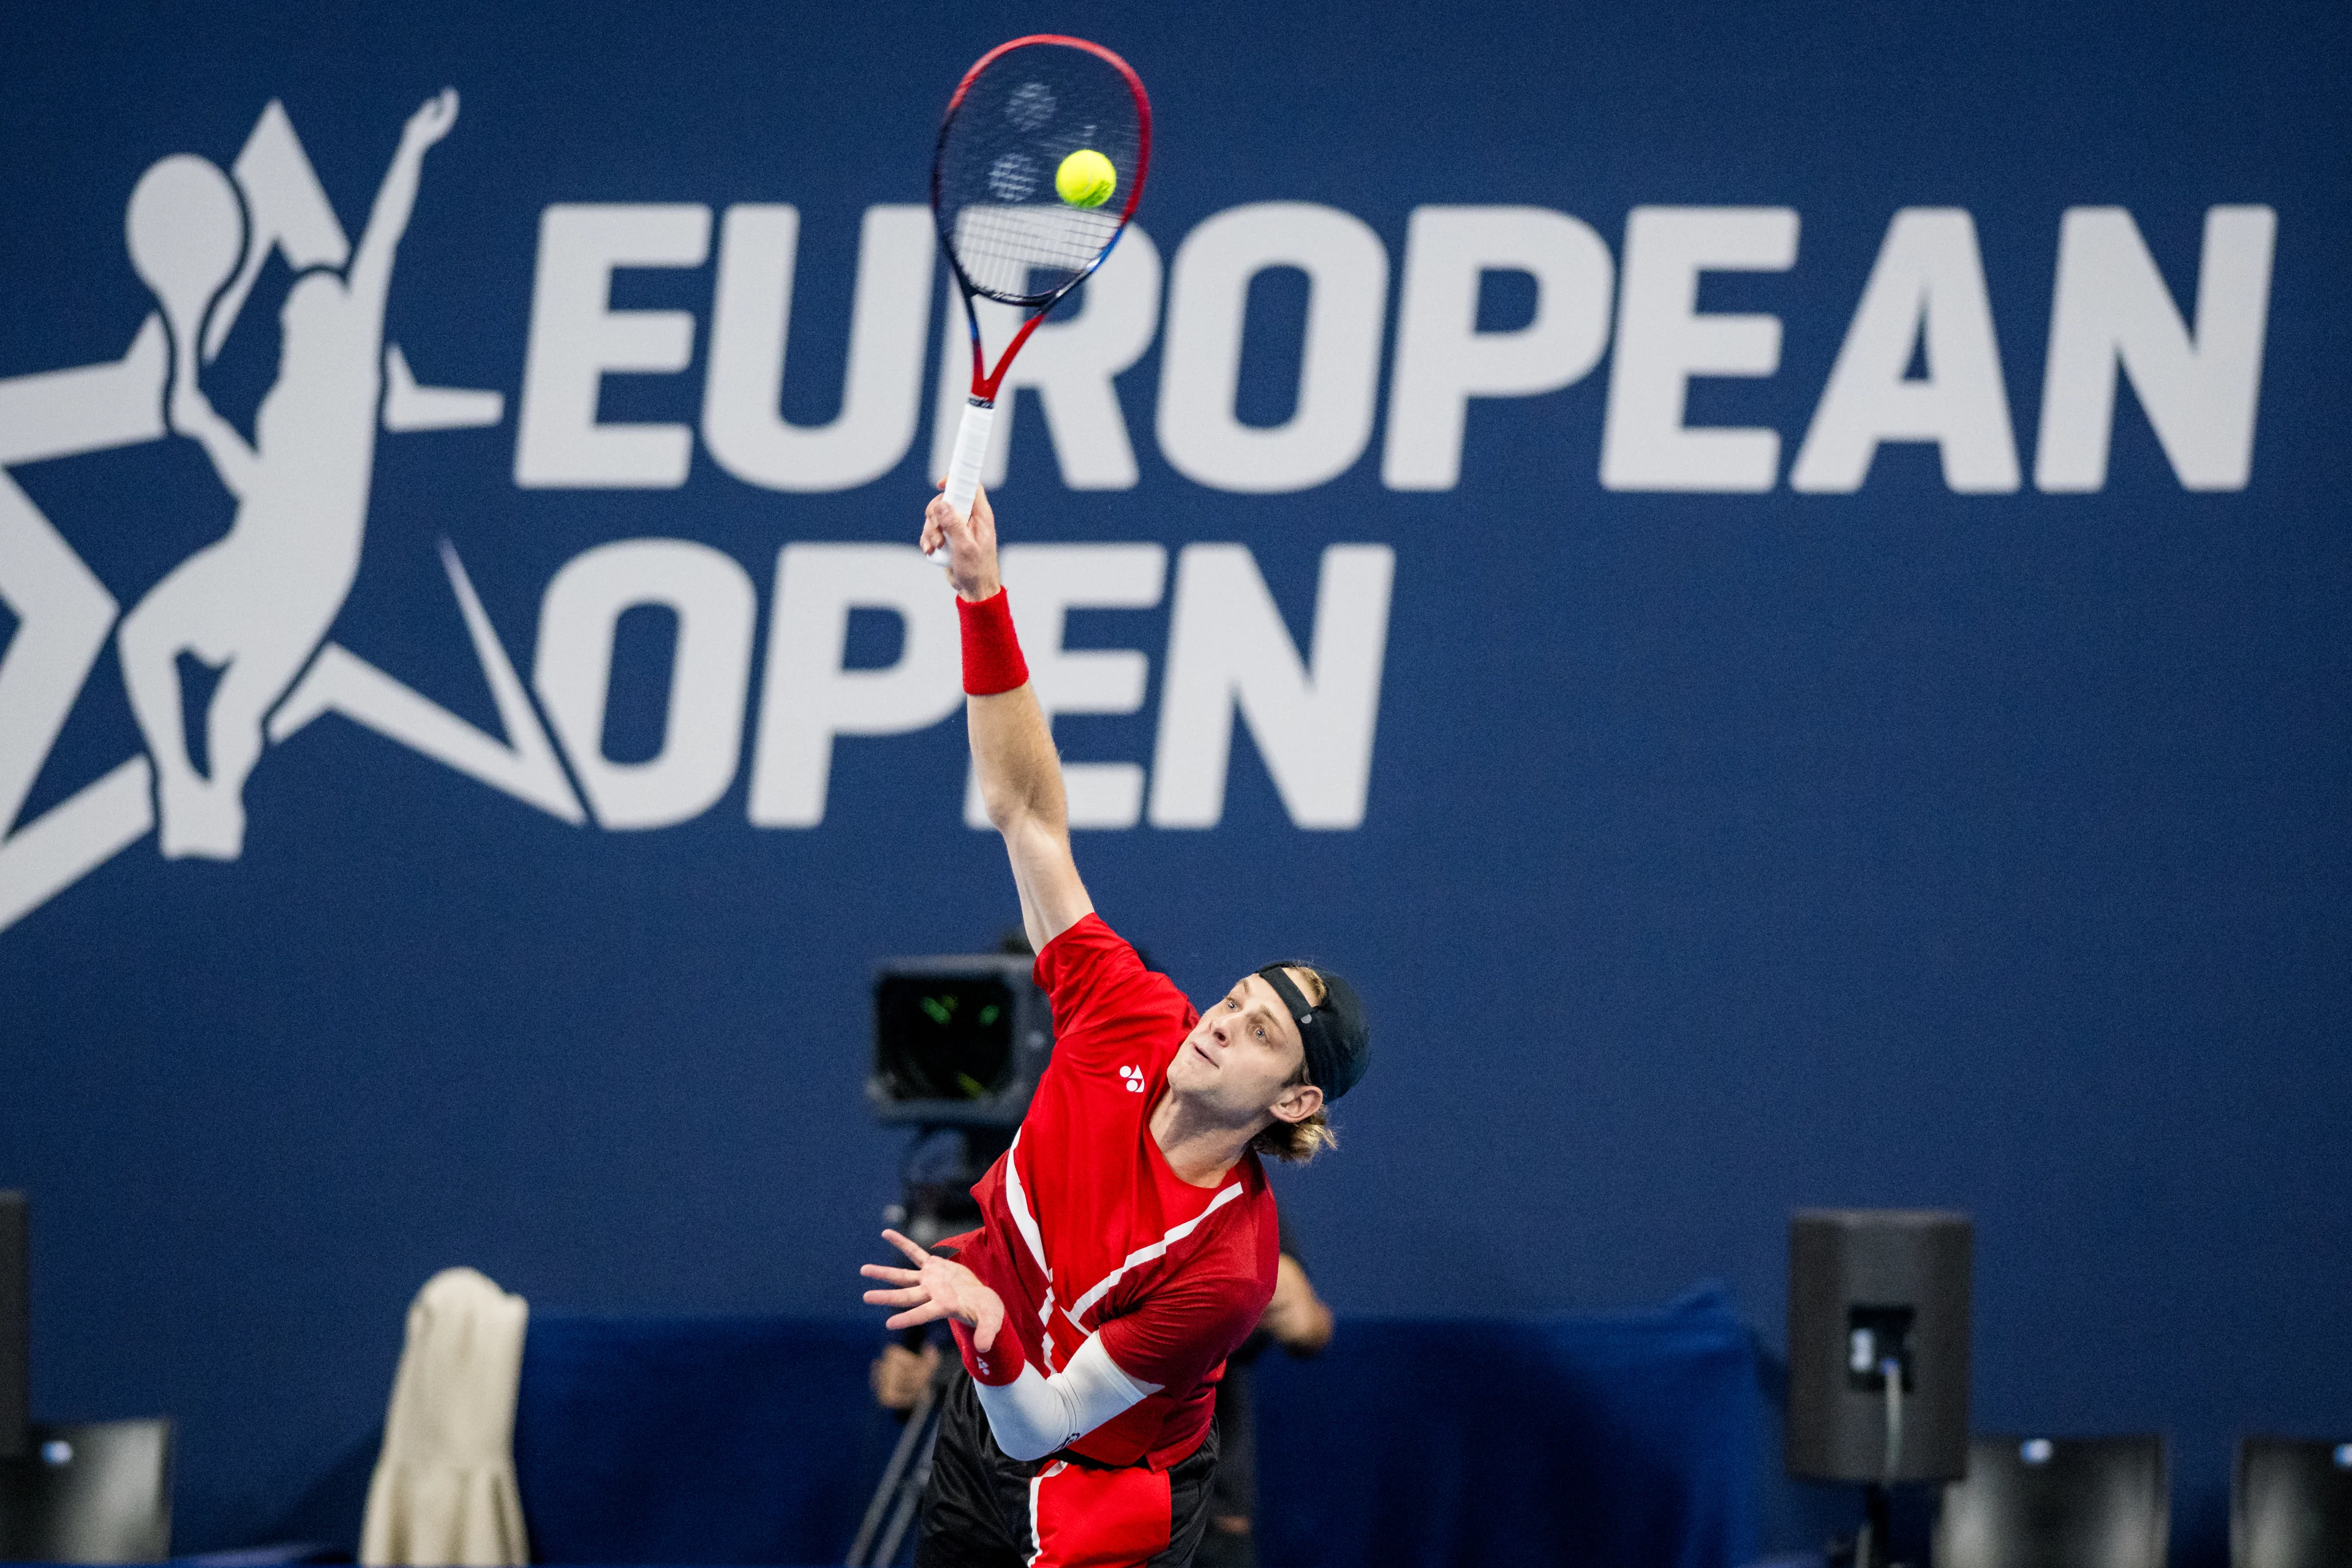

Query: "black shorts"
<box><xmin>915</xmin><ymin>1369</ymin><xmax>1221</xmax><ymax>1568</ymax></box>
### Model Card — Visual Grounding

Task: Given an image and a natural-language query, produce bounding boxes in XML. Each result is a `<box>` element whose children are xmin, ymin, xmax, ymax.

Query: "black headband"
<box><xmin>1256</xmin><ymin>964</ymin><xmax>1370</xmax><ymax>1101</ymax></box>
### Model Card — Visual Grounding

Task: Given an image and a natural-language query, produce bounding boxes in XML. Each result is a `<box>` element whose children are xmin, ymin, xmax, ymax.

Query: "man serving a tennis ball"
<box><xmin>859</xmin><ymin>482</ymin><xmax>1371</xmax><ymax>1567</ymax></box>
<box><xmin>1057</xmin><ymin>148</ymin><xmax>1117</xmax><ymax>208</ymax></box>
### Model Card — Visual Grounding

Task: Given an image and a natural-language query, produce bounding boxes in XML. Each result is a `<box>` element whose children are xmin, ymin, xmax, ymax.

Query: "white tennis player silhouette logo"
<box><xmin>116</xmin><ymin>89</ymin><xmax>459</xmax><ymax>858</ymax></box>
<box><xmin>0</xmin><ymin>92</ymin><xmax>575</xmax><ymax>936</ymax></box>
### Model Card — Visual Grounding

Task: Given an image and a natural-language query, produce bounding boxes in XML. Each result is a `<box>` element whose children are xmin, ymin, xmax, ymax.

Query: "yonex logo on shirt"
<box><xmin>1118</xmin><ymin>1065</ymin><xmax>1145</xmax><ymax>1092</ymax></box>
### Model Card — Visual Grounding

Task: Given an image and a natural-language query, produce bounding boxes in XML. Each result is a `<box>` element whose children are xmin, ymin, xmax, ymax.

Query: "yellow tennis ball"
<box><xmin>1055</xmin><ymin>149</ymin><xmax>1116</xmax><ymax>209</ymax></box>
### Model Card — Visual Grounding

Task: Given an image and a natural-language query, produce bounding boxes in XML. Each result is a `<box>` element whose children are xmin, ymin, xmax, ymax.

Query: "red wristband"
<box><xmin>959</xmin><ymin>588</ymin><xmax>1029</xmax><ymax>696</ymax></box>
<box><xmin>950</xmin><ymin>1316</ymin><xmax>1026</xmax><ymax>1386</ymax></box>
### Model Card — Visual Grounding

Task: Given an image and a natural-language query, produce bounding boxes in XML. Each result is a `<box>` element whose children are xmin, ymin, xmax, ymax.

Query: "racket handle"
<box><xmin>931</xmin><ymin>396</ymin><xmax>995</xmax><ymax>567</ymax></box>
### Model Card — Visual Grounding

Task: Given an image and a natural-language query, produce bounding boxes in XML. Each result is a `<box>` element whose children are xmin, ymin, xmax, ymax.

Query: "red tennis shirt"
<box><xmin>949</xmin><ymin>914</ymin><xmax>1280</xmax><ymax>1469</ymax></box>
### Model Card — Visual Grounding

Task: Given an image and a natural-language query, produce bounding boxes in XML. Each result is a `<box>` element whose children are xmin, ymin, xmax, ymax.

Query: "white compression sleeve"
<box><xmin>969</xmin><ymin>1333</ymin><xmax>1163</xmax><ymax>1463</ymax></box>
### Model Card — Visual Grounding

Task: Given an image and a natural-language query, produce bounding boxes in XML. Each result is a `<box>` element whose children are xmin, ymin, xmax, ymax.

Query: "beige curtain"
<box><xmin>360</xmin><ymin>1267</ymin><xmax>531</xmax><ymax>1567</ymax></box>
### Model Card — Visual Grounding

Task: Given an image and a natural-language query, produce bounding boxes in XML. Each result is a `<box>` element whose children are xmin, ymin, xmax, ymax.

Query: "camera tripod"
<box><xmin>846</xmin><ymin>1126</ymin><xmax>1012</xmax><ymax>1567</ymax></box>
<box><xmin>846</xmin><ymin>1329</ymin><xmax>959</xmax><ymax>1567</ymax></box>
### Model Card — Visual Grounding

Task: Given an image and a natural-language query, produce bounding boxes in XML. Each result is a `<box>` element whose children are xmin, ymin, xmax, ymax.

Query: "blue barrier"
<box><xmin>513</xmin><ymin>1291</ymin><xmax>1757</xmax><ymax>1566</ymax></box>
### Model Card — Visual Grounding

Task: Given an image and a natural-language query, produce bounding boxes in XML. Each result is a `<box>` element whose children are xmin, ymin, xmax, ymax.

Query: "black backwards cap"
<box><xmin>1255</xmin><ymin>964</ymin><xmax>1370</xmax><ymax>1101</ymax></box>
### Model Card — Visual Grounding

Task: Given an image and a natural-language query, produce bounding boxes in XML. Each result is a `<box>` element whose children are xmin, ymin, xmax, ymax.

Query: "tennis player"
<box><xmin>858</xmin><ymin>485</ymin><xmax>1371</xmax><ymax>1568</ymax></box>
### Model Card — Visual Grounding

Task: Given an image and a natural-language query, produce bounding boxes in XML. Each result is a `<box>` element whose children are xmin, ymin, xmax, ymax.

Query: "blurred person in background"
<box><xmin>1196</xmin><ymin>1219</ymin><xmax>1331</xmax><ymax>1568</ymax></box>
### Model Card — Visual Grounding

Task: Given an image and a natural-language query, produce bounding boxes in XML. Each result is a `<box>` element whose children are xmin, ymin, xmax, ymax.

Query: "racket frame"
<box><xmin>929</xmin><ymin>34</ymin><xmax>1151</xmax><ymax>551</ymax></box>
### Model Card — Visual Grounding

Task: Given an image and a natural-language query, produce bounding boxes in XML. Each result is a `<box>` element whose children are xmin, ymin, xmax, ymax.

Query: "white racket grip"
<box><xmin>931</xmin><ymin>396</ymin><xmax>996</xmax><ymax>566</ymax></box>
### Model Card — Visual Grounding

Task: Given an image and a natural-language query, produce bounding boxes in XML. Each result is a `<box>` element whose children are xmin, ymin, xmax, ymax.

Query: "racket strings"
<box><xmin>950</xmin><ymin>206</ymin><xmax>1120</xmax><ymax>298</ymax></box>
<box><xmin>937</xmin><ymin>43</ymin><xmax>1145</xmax><ymax>306</ymax></box>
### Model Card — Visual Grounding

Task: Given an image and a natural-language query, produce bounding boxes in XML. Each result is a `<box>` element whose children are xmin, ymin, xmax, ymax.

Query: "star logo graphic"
<box><xmin>0</xmin><ymin>94</ymin><xmax>582</xmax><ymax>935</ymax></box>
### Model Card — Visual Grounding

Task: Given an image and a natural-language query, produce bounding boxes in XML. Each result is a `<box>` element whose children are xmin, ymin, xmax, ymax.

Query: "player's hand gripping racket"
<box><xmin>927</xmin><ymin>36</ymin><xmax>1151</xmax><ymax>564</ymax></box>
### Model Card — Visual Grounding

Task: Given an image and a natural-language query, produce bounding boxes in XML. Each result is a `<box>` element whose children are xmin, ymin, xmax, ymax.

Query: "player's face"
<box><xmin>1169</xmin><ymin>973</ymin><xmax>1308</xmax><ymax>1118</ymax></box>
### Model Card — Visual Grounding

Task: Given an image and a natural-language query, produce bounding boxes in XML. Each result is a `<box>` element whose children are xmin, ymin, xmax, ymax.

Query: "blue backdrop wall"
<box><xmin>2</xmin><ymin>1</ymin><xmax>2346</xmax><ymax>1561</ymax></box>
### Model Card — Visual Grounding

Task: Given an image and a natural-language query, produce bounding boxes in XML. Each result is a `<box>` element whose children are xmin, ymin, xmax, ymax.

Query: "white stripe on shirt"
<box><xmin>1065</xmin><ymin>1182</ymin><xmax>1247</xmax><ymax>1327</ymax></box>
<box><xmin>1003</xmin><ymin>1128</ymin><xmax>1052</xmax><ymax>1281</ymax></box>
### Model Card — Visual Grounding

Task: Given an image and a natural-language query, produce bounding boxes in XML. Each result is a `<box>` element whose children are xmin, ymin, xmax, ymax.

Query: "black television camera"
<box><xmin>868</xmin><ymin>952</ymin><xmax>1054</xmax><ymax>1248</ymax></box>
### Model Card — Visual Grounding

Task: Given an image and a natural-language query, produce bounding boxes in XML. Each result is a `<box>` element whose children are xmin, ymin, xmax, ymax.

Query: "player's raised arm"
<box><xmin>924</xmin><ymin>484</ymin><xmax>1095</xmax><ymax>952</ymax></box>
<box><xmin>347</xmin><ymin>89</ymin><xmax>457</xmax><ymax>314</ymax></box>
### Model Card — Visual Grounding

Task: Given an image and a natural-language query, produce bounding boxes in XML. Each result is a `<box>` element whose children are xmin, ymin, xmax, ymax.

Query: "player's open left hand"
<box><xmin>921</xmin><ymin>481</ymin><xmax>1001</xmax><ymax>603</ymax></box>
<box><xmin>862</xmin><ymin>1227</ymin><xmax>1007</xmax><ymax>1352</ymax></box>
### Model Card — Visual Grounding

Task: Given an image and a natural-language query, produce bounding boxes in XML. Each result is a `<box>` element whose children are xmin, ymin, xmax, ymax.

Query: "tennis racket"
<box><xmin>927</xmin><ymin>35</ymin><xmax>1151</xmax><ymax>564</ymax></box>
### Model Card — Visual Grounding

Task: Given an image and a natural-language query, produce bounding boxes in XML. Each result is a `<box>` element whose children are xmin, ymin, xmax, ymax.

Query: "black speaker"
<box><xmin>1787</xmin><ymin>1208</ymin><xmax>1972</xmax><ymax>1483</ymax></box>
<box><xmin>1</xmin><ymin>1192</ymin><xmax>24</xmax><ymax>1461</ymax></box>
